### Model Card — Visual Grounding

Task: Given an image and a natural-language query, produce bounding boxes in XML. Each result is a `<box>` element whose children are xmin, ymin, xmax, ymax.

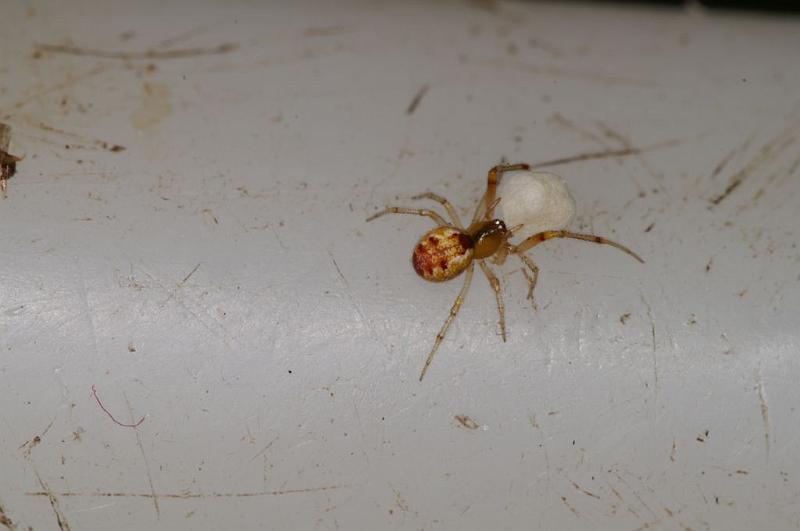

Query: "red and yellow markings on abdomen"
<box><xmin>412</xmin><ymin>226</ymin><xmax>474</xmax><ymax>282</ymax></box>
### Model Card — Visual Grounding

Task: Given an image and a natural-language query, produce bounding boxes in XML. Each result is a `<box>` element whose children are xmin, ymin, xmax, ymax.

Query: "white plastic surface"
<box><xmin>1</xmin><ymin>1</ymin><xmax>800</xmax><ymax>530</ymax></box>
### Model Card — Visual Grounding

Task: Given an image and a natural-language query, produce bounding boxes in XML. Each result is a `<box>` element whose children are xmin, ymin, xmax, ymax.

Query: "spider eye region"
<box><xmin>412</xmin><ymin>226</ymin><xmax>474</xmax><ymax>282</ymax></box>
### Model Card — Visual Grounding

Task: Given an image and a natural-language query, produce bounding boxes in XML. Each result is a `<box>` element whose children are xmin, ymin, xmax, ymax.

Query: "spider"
<box><xmin>367</xmin><ymin>163</ymin><xmax>644</xmax><ymax>381</ymax></box>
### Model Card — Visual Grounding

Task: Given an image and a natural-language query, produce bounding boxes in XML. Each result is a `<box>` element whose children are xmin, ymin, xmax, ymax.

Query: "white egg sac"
<box><xmin>498</xmin><ymin>170</ymin><xmax>576</xmax><ymax>241</ymax></box>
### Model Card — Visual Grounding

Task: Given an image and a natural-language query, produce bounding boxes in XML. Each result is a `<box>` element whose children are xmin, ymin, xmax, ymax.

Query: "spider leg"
<box><xmin>512</xmin><ymin>230</ymin><xmax>644</xmax><ymax>263</ymax></box>
<box><xmin>411</xmin><ymin>192</ymin><xmax>463</xmax><ymax>229</ymax></box>
<box><xmin>481</xmin><ymin>163</ymin><xmax>530</xmax><ymax>221</ymax></box>
<box><xmin>516</xmin><ymin>252</ymin><xmax>540</xmax><ymax>310</ymax></box>
<box><xmin>491</xmin><ymin>243</ymin><xmax>510</xmax><ymax>266</ymax></box>
<box><xmin>478</xmin><ymin>260</ymin><xmax>506</xmax><ymax>342</ymax></box>
<box><xmin>419</xmin><ymin>261</ymin><xmax>475</xmax><ymax>381</ymax></box>
<box><xmin>366</xmin><ymin>207</ymin><xmax>449</xmax><ymax>227</ymax></box>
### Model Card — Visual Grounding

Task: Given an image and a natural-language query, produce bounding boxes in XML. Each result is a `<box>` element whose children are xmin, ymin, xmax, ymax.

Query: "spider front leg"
<box><xmin>366</xmin><ymin>207</ymin><xmax>449</xmax><ymax>227</ymax></box>
<box><xmin>419</xmin><ymin>261</ymin><xmax>475</xmax><ymax>381</ymax></box>
<box><xmin>478</xmin><ymin>260</ymin><xmax>506</xmax><ymax>342</ymax></box>
<box><xmin>516</xmin><ymin>252</ymin><xmax>540</xmax><ymax>310</ymax></box>
<box><xmin>411</xmin><ymin>192</ymin><xmax>463</xmax><ymax>229</ymax></box>
<box><xmin>513</xmin><ymin>230</ymin><xmax>645</xmax><ymax>263</ymax></box>
<box><xmin>473</xmin><ymin>163</ymin><xmax>531</xmax><ymax>222</ymax></box>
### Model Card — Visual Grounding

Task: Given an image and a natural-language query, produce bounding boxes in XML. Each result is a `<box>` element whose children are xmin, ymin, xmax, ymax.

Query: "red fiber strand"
<box><xmin>91</xmin><ymin>385</ymin><xmax>145</xmax><ymax>428</ymax></box>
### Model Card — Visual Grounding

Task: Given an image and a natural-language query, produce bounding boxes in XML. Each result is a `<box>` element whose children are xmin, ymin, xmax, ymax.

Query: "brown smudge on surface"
<box><xmin>533</xmin><ymin>139</ymin><xmax>681</xmax><ymax>169</ymax></box>
<box><xmin>710</xmin><ymin>126</ymin><xmax>797</xmax><ymax>205</ymax></box>
<box><xmin>454</xmin><ymin>415</ymin><xmax>480</xmax><ymax>430</ymax></box>
<box><xmin>619</xmin><ymin>312</ymin><xmax>631</xmax><ymax>325</ymax></box>
<box><xmin>25</xmin><ymin>484</ymin><xmax>341</xmax><ymax>499</ymax></box>
<box><xmin>11</xmin><ymin>65</ymin><xmax>109</xmax><ymax>110</ymax></box>
<box><xmin>18</xmin><ymin>419</ymin><xmax>54</xmax><ymax>457</ymax></box>
<box><xmin>32</xmin><ymin>122</ymin><xmax>125</xmax><ymax>153</ymax></box>
<box><xmin>35</xmin><ymin>471</ymin><xmax>71</xmax><ymax>531</ymax></box>
<box><xmin>571</xmin><ymin>481</ymin><xmax>600</xmax><ymax>500</ymax></box>
<box><xmin>0</xmin><ymin>123</ymin><xmax>21</xmax><ymax>197</ymax></box>
<box><xmin>644</xmin><ymin>222</ymin><xmax>655</xmax><ymax>233</ymax></box>
<box><xmin>0</xmin><ymin>501</ymin><xmax>16</xmax><ymax>531</ymax></box>
<box><xmin>670</xmin><ymin>439</ymin><xmax>676</xmax><ymax>462</ymax></box>
<box><xmin>406</xmin><ymin>84</ymin><xmax>429</xmax><ymax>115</ymax></box>
<box><xmin>18</xmin><ymin>436</ymin><xmax>41</xmax><ymax>457</ymax></box>
<box><xmin>34</xmin><ymin>42</ymin><xmax>238</xmax><ymax>60</ymax></box>
<box><xmin>130</xmin><ymin>83</ymin><xmax>171</xmax><ymax>129</ymax></box>
<box><xmin>705</xmin><ymin>258</ymin><xmax>712</xmax><ymax>273</ymax></box>
<box><xmin>560</xmin><ymin>495</ymin><xmax>580</xmax><ymax>518</ymax></box>
<box><xmin>710</xmin><ymin>137</ymin><xmax>750</xmax><ymax>179</ymax></box>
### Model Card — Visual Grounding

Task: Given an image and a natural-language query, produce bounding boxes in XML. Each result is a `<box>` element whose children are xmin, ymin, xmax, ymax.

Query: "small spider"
<box><xmin>367</xmin><ymin>163</ymin><xmax>644</xmax><ymax>381</ymax></box>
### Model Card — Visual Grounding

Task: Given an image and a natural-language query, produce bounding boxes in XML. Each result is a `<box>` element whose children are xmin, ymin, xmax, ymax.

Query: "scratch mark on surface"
<box><xmin>154</xmin><ymin>26</ymin><xmax>211</xmax><ymax>49</ymax></box>
<box><xmin>34</xmin><ymin>42</ymin><xmax>238</xmax><ymax>60</ymax></box>
<box><xmin>271</xmin><ymin>226</ymin><xmax>289</xmax><ymax>250</ymax></box>
<box><xmin>640</xmin><ymin>293</ymin><xmax>657</xmax><ymax>394</ymax></box>
<box><xmin>548</xmin><ymin>113</ymin><xmax>607</xmax><ymax>145</ymax></box>
<box><xmin>711</xmin><ymin>134</ymin><xmax>754</xmax><ymax>179</ymax></box>
<box><xmin>328</xmin><ymin>250</ymin><xmax>349</xmax><ymax>287</ymax></box>
<box><xmin>126</xmin><ymin>394</ymin><xmax>159</xmax><ymax>518</ymax></box>
<box><xmin>0</xmin><ymin>500</ymin><xmax>16</xmax><ymax>531</ymax></box>
<box><xmin>710</xmin><ymin>126</ymin><xmax>797</xmax><ymax>205</ymax></box>
<box><xmin>532</xmin><ymin>139</ymin><xmax>681</xmax><ymax>169</ymax></box>
<box><xmin>670</xmin><ymin>439</ymin><xmax>677</xmax><ymax>462</ymax></box>
<box><xmin>350</xmin><ymin>396</ymin><xmax>371</xmax><ymax>468</ymax></box>
<box><xmin>141</xmin><ymin>267</ymin><xmax>240</xmax><ymax>353</ymax></box>
<box><xmin>570</xmin><ymin>481</ymin><xmax>600</xmax><ymax>500</ymax></box>
<box><xmin>26</xmin><ymin>485</ymin><xmax>342</xmax><ymax>499</ymax></box>
<box><xmin>27</xmin><ymin>122</ymin><xmax>125</xmax><ymax>152</ymax></box>
<box><xmin>72</xmin><ymin>502</ymin><xmax>117</xmax><ymax>514</ymax></box>
<box><xmin>406</xmin><ymin>83</ymin><xmax>429</xmax><ymax>115</ymax></box>
<box><xmin>91</xmin><ymin>385</ymin><xmax>145</xmax><ymax>428</ymax></box>
<box><xmin>454</xmin><ymin>415</ymin><xmax>480</xmax><ymax>430</ymax></box>
<box><xmin>19</xmin><ymin>418</ymin><xmax>54</xmax><ymax>457</ymax></box>
<box><xmin>35</xmin><ymin>471</ymin><xmax>71</xmax><ymax>531</ymax></box>
<box><xmin>328</xmin><ymin>249</ymin><xmax>379</xmax><ymax>344</ymax></box>
<box><xmin>251</xmin><ymin>436</ymin><xmax>279</xmax><ymax>462</ymax></box>
<box><xmin>614</xmin><ymin>473</ymin><xmax>658</xmax><ymax>520</ymax></box>
<box><xmin>595</xmin><ymin>121</ymin><xmax>664</xmax><ymax>183</ymax></box>
<box><xmin>560</xmin><ymin>495</ymin><xmax>580</xmax><ymax>518</ymax></box>
<box><xmin>179</xmin><ymin>262</ymin><xmax>201</xmax><ymax>286</ymax></box>
<box><xmin>390</xmin><ymin>485</ymin><xmax>409</xmax><ymax>512</ymax></box>
<box><xmin>756</xmin><ymin>368</ymin><xmax>771</xmax><ymax>459</ymax></box>
<box><xmin>10</xmin><ymin>65</ymin><xmax>108</xmax><ymax>110</ymax></box>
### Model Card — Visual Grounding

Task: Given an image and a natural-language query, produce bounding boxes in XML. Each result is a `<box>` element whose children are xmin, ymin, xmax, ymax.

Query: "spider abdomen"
<box><xmin>412</xmin><ymin>226</ymin><xmax>474</xmax><ymax>282</ymax></box>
